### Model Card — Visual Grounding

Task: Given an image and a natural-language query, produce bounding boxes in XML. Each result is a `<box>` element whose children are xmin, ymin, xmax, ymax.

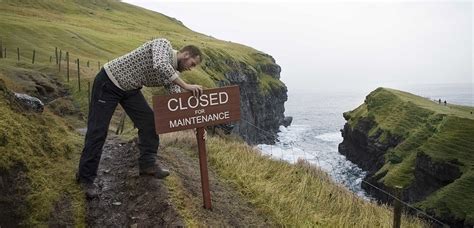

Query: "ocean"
<box><xmin>257</xmin><ymin>83</ymin><xmax>473</xmax><ymax>198</ymax></box>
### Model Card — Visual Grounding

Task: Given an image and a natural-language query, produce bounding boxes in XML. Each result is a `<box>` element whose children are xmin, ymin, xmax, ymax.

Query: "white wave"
<box><xmin>315</xmin><ymin>132</ymin><xmax>342</xmax><ymax>142</ymax></box>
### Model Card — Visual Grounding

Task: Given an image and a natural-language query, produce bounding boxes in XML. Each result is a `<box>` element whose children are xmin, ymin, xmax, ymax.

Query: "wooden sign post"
<box><xmin>153</xmin><ymin>85</ymin><xmax>240</xmax><ymax>209</ymax></box>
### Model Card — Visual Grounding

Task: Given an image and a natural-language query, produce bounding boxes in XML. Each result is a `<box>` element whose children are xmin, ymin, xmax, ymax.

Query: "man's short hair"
<box><xmin>180</xmin><ymin>45</ymin><xmax>202</xmax><ymax>61</ymax></box>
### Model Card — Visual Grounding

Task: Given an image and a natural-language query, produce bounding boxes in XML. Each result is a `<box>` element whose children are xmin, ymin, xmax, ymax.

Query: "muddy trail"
<box><xmin>85</xmin><ymin>134</ymin><xmax>273</xmax><ymax>227</ymax></box>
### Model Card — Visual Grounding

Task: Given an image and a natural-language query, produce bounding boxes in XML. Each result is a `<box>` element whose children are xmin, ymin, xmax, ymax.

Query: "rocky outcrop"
<box><xmin>215</xmin><ymin>58</ymin><xmax>290</xmax><ymax>145</ymax></box>
<box><xmin>339</xmin><ymin>116</ymin><xmax>402</xmax><ymax>175</ymax></box>
<box><xmin>13</xmin><ymin>93</ymin><xmax>44</xmax><ymax>113</ymax></box>
<box><xmin>406</xmin><ymin>152</ymin><xmax>461</xmax><ymax>203</ymax></box>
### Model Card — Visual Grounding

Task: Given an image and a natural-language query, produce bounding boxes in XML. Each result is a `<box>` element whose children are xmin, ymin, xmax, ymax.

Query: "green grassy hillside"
<box><xmin>344</xmin><ymin>87</ymin><xmax>474</xmax><ymax>225</ymax></box>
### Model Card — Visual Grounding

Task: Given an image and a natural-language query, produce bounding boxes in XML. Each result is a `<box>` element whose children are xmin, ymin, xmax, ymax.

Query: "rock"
<box><xmin>112</xmin><ymin>202</ymin><xmax>122</xmax><ymax>206</ymax></box>
<box><xmin>281</xmin><ymin>116</ymin><xmax>293</xmax><ymax>127</ymax></box>
<box><xmin>13</xmin><ymin>93</ymin><xmax>44</xmax><ymax>113</ymax></box>
<box><xmin>217</xmin><ymin>59</ymin><xmax>288</xmax><ymax>145</ymax></box>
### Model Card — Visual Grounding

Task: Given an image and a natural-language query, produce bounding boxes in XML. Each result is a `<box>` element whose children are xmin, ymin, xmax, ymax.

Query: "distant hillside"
<box><xmin>339</xmin><ymin>87</ymin><xmax>474</xmax><ymax>227</ymax></box>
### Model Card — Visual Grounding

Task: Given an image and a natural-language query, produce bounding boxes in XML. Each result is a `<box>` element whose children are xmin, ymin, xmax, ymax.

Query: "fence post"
<box><xmin>0</xmin><ymin>38</ymin><xmax>3</xmax><ymax>58</ymax></box>
<box><xmin>32</xmin><ymin>50</ymin><xmax>35</xmax><ymax>64</ymax></box>
<box><xmin>17</xmin><ymin>48</ymin><xmax>20</xmax><ymax>62</ymax></box>
<box><xmin>392</xmin><ymin>186</ymin><xmax>402</xmax><ymax>228</ymax></box>
<box><xmin>98</xmin><ymin>61</ymin><xmax>100</xmax><ymax>70</ymax></box>
<box><xmin>66</xmin><ymin>52</ymin><xmax>69</xmax><ymax>82</ymax></box>
<box><xmin>87</xmin><ymin>81</ymin><xmax>91</xmax><ymax>107</ymax></box>
<box><xmin>3</xmin><ymin>48</ymin><xmax>5</xmax><ymax>58</ymax></box>
<box><xmin>55</xmin><ymin>47</ymin><xmax>58</xmax><ymax>64</ymax></box>
<box><xmin>58</xmin><ymin>50</ymin><xmax>62</xmax><ymax>72</ymax></box>
<box><xmin>77</xmin><ymin>58</ymin><xmax>81</xmax><ymax>91</ymax></box>
<box><xmin>116</xmin><ymin>112</ymin><xmax>126</xmax><ymax>135</ymax></box>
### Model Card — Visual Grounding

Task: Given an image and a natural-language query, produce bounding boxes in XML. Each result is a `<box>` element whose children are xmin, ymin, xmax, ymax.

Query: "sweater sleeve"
<box><xmin>151</xmin><ymin>39</ymin><xmax>180</xmax><ymax>82</ymax></box>
<box><xmin>164</xmin><ymin>83</ymin><xmax>182</xmax><ymax>94</ymax></box>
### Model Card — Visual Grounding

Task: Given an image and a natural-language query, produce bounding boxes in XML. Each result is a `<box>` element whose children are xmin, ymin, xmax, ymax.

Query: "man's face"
<box><xmin>178</xmin><ymin>52</ymin><xmax>201</xmax><ymax>72</ymax></box>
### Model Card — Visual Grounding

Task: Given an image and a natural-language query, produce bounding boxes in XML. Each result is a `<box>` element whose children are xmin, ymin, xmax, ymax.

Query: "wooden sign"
<box><xmin>152</xmin><ymin>85</ymin><xmax>241</xmax><ymax>210</ymax></box>
<box><xmin>153</xmin><ymin>85</ymin><xmax>240</xmax><ymax>134</ymax></box>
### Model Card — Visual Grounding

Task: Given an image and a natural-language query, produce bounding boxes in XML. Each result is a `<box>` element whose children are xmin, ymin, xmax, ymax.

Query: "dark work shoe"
<box><xmin>76</xmin><ymin>172</ymin><xmax>100</xmax><ymax>199</ymax></box>
<box><xmin>79</xmin><ymin>181</ymin><xmax>100</xmax><ymax>199</ymax></box>
<box><xmin>139</xmin><ymin>165</ymin><xmax>170</xmax><ymax>179</ymax></box>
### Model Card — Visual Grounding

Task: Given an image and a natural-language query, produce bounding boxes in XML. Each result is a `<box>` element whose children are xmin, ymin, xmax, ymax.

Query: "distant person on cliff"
<box><xmin>76</xmin><ymin>38</ymin><xmax>203</xmax><ymax>198</ymax></box>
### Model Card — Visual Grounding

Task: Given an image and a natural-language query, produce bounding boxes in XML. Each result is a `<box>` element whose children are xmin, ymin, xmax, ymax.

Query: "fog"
<box><xmin>123</xmin><ymin>0</ymin><xmax>472</xmax><ymax>93</ymax></box>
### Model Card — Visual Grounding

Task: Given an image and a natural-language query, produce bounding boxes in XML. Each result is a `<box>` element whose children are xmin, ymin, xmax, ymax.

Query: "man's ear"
<box><xmin>183</xmin><ymin>51</ymin><xmax>191</xmax><ymax>59</ymax></box>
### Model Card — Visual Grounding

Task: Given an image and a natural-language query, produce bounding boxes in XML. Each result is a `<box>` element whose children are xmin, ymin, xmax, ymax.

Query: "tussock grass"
<box><xmin>160</xmin><ymin>131</ymin><xmax>427</xmax><ymax>227</ymax></box>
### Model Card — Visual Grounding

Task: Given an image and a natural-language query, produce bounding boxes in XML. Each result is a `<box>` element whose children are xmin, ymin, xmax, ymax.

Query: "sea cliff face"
<box><xmin>338</xmin><ymin>87</ymin><xmax>474</xmax><ymax>227</ymax></box>
<box><xmin>215</xmin><ymin>56</ymin><xmax>290</xmax><ymax>145</ymax></box>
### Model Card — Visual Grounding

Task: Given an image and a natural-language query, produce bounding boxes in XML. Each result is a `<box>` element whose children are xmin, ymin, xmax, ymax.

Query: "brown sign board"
<box><xmin>153</xmin><ymin>85</ymin><xmax>240</xmax><ymax>134</ymax></box>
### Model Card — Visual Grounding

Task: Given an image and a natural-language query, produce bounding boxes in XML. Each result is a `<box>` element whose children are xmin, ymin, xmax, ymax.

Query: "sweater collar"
<box><xmin>172</xmin><ymin>50</ymin><xmax>178</xmax><ymax>70</ymax></box>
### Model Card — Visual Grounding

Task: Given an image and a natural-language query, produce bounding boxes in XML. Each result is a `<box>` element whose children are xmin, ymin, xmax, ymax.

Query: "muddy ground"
<box><xmin>85</xmin><ymin>134</ymin><xmax>273</xmax><ymax>227</ymax></box>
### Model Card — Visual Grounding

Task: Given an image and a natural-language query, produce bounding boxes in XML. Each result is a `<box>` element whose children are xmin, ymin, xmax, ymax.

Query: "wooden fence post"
<box><xmin>66</xmin><ymin>52</ymin><xmax>69</xmax><ymax>82</ymax></box>
<box><xmin>55</xmin><ymin>47</ymin><xmax>58</xmax><ymax>64</ymax></box>
<box><xmin>58</xmin><ymin>50</ymin><xmax>62</xmax><ymax>72</ymax></box>
<box><xmin>77</xmin><ymin>58</ymin><xmax>81</xmax><ymax>91</ymax></box>
<box><xmin>32</xmin><ymin>50</ymin><xmax>35</xmax><ymax>64</ymax></box>
<box><xmin>17</xmin><ymin>48</ymin><xmax>20</xmax><ymax>62</ymax></box>
<box><xmin>0</xmin><ymin>39</ymin><xmax>3</xmax><ymax>59</ymax></box>
<box><xmin>98</xmin><ymin>61</ymin><xmax>100</xmax><ymax>70</ymax></box>
<box><xmin>116</xmin><ymin>112</ymin><xmax>126</xmax><ymax>135</ymax></box>
<box><xmin>392</xmin><ymin>186</ymin><xmax>402</xmax><ymax>228</ymax></box>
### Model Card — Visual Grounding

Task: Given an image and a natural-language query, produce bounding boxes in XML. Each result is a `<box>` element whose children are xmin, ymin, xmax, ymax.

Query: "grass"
<box><xmin>0</xmin><ymin>77</ymin><xmax>85</xmax><ymax>226</ymax></box>
<box><xmin>159</xmin><ymin>131</ymin><xmax>427</xmax><ymax>227</ymax></box>
<box><xmin>344</xmin><ymin>87</ymin><xmax>474</xmax><ymax>224</ymax></box>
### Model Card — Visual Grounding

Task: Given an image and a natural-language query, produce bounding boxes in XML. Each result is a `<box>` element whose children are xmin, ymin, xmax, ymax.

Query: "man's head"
<box><xmin>177</xmin><ymin>45</ymin><xmax>202</xmax><ymax>72</ymax></box>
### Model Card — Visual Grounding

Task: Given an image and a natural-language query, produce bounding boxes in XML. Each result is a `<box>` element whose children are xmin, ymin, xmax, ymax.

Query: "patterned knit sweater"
<box><xmin>103</xmin><ymin>38</ymin><xmax>181</xmax><ymax>94</ymax></box>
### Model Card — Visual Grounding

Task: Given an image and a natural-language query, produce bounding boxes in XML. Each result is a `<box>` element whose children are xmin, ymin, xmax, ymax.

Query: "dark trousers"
<box><xmin>77</xmin><ymin>68</ymin><xmax>159</xmax><ymax>183</ymax></box>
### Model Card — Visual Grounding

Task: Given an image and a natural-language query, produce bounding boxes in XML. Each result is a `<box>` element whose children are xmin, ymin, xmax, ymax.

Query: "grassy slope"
<box><xmin>345</xmin><ymin>87</ymin><xmax>474</xmax><ymax>223</ymax></box>
<box><xmin>160</xmin><ymin>131</ymin><xmax>425</xmax><ymax>227</ymax></box>
<box><xmin>1</xmin><ymin>1</ymin><xmax>425</xmax><ymax>226</ymax></box>
<box><xmin>0</xmin><ymin>76</ymin><xmax>85</xmax><ymax>225</ymax></box>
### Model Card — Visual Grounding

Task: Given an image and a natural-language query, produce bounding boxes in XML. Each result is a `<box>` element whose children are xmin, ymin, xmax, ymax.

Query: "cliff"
<box><xmin>339</xmin><ymin>87</ymin><xmax>474</xmax><ymax>227</ymax></box>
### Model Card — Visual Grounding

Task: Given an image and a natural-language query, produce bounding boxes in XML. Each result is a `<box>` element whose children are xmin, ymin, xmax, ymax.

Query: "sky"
<box><xmin>123</xmin><ymin>0</ymin><xmax>472</xmax><ymax>93</ymax></box>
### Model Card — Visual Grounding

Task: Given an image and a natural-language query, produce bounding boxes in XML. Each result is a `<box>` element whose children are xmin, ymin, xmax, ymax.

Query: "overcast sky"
<box><xmin>123</xmin><ymin>0</ymin><xmax>472</xmax><ymax>93</ymax></box>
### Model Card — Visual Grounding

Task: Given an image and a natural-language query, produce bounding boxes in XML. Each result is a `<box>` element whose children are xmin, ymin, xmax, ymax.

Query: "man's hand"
<box><xmin>184</xmin><ymin>84</ymin><xmax>203</xmax><ymax>97</ymax></box>
<box><xmin>193</xmin><ymin>128</ymin><xmax>207</xmax><ymax>140</ymax></box>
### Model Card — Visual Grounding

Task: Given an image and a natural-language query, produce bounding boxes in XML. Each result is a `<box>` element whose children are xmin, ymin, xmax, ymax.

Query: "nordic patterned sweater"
<box><xmin>103</xmin><ymin>38</ymin><xmax>181</xmax><ymax>94</ymax></box>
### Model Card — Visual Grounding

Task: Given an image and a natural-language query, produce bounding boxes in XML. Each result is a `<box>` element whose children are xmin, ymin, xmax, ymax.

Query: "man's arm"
<box><xmin>172</xmin><ymin>77</ymin><xmax>203</xmax><ymax>97</ymax></box>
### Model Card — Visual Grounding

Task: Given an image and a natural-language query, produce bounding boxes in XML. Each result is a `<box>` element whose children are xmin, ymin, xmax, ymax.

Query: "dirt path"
<box><xmin>86</xmin><ymin>136</ymin><xmax>183</xmax><ymax>227</ymax></box>
<box><xmin>85</xmin><ymin>135</ymin><xmax>273</xmax><ymax>227</ymax></box>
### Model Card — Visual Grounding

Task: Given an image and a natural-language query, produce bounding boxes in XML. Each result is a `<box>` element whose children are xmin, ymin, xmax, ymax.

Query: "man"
<box><xmin>76</xmin><ymin>38</ymin><xmax>203</xmax><ymax>198</ymax></box>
